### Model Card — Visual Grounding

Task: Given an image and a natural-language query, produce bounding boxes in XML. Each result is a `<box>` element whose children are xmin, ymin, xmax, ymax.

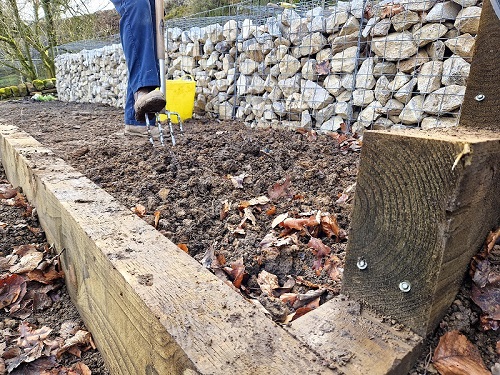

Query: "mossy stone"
<box><xmin>33</xmin><ymin>79</ymin><xmax>45</xmax><ymax>90</ymax></box>
<box><xmin>43</xmin><ymin>78</ymin><xmax>55</xmax><ymax>89</ymax></box>
<box><xmin>0</xmin><ymin>88</ymin><xmax>6</xmax><ymax>99</ymax></box>
<box><xmin>17</xmin><ymin>84</ymin><xmax>28</xmax><ymax>97</ymax></box>
<box><xmin>10</xmin><ymin>86</ymin><xmax>20</xmax><ymax>96</ymax></box>
<box><xmin>3</xmin><ymin>87</ymin><xmax>13</xmax><ymax>98</ymax></box>
<box><xmin>25</xmin><ymin>82</ymin><xmax>35</xmax><ymax>93</ymax></box>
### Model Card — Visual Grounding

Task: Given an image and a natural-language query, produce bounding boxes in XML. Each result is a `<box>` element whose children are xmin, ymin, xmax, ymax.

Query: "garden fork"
<box><xmin>146</xmin><ymin>0</ymin><xmax>184</xmax><ymax>147</ymax></box>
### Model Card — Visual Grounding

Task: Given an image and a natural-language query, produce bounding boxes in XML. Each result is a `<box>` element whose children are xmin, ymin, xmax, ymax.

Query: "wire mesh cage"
<box><xmin>164</xmin><ymin>0</ymin><xmax>481</xmax><ymax>133</ymax></box>
<box><xmin>53</xmin><ymin>0</ymin><xmax>481</xmax><ymax>132</ymax></box>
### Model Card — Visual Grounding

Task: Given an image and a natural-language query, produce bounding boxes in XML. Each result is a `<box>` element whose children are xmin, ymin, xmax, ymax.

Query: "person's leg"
<box><xmin>111</xmin><ymin>0</ymin><xmax>164</xmax><ymax>126</ymax></box>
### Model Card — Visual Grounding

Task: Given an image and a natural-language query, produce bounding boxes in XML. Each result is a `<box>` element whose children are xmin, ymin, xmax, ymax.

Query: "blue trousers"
<box><xmin>110</xmin><ymin>0</ymin><xmax>161</xmax><ymax>126</ymax></box>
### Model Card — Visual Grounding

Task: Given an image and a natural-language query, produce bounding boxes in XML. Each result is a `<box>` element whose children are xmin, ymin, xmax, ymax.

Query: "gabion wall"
<box><xmin>55</xmin><ymin>0</ymin><xmax>482</xmax><ymax>133</ymax></box>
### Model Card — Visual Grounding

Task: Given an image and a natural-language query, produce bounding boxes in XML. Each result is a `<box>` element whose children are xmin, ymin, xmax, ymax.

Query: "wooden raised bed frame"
<box><xmin>1</xmin><ymin>3</ymin><xmax>499</xmax><ymax>374</ymax></box>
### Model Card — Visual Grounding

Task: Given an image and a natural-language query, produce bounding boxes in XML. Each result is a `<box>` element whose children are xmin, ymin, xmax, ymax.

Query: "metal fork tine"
<box><xmin>156</xmin><ymin>113</ymin><xmax>165</xmax><ymax>146</ymax></box>
<box><xmin>145</xmin><ymin>114</ymin><xmax>154</xmax><ymax>146</ymax></box>
<box><xmin>166</xmin><ymin>113</ymin><xmax>176</xmax><ymax>146</ymax></box>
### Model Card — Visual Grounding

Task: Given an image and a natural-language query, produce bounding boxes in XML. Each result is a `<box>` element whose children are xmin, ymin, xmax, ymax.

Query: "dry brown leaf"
<box><xmin>132</xmin><ymin>204</ymin><xmax>146</xmax><ymax>217</ymax></box>
<box><xmin>13</xmin><ymin>193</ymin><xmax>28</xmax><ymax>209</ymax></box>
<box><xmin>292</xmin><ymin>297</ymin><xmax>320</xmax><ymax>320</ymax></box>
<box><xmin>242</xmin><ymin>207</ymin><xmax>256</xmax><ymax>226</ymax></box>
<box><xmin>223</xmin><ymin>258</ymin><xmax>247</xmax><ymax>288</ymax></box>
<box><xmin>268</xmin><ymin>176</ymin><xmax>292</xmax><ymax>201</ymax></box>
<box><xmin>23</xmin><ymin>203</ymin><xmax>34</xmax><ymax>218</ymax></box>
<box><xmin>259</xmin><ymin>232</ymin><xmax>278</xmax><ymax>250</ymax></box>
<box><xmin>271</xmin><ymin>213</ymin><xmax>288</xmax><ymax>228</ymax></box>
<box><xmin>10</xmin><ymin>251</ymin><xmax>44</xmax><ymax>274</ymax></box>
<box><xmin>0</xmin><ymin>255</ymin><xmax>18</xmax><ymax>272</ymax></box>
<box><xmin>280</xmin><ymin>293</ymin><xmax>298</xmax><ymax>305</ymax></box>
<box><xmin>293</xmin><ymin>289</ymin><xmax>326</xmax><ymax>309</ymax></box>
<box><xmin>470</xmin><ymin>228</ymin><xmax>500</xmax><ymax>330</ymax></box>
<box><xmin>0</xmin><ymin>184</ymin><xmax>17</xmax><ymax>199</ymax></box>
<box><xmin>308</xmin><ymin>238</ymin><xmax>332</xmax><ymax>273</ymax></box>
<box><xmin>177</xmin><ymin>243</ymin><xmax>189</xmax><ymax>253</ymax></box>
<box><xmin>72</xmin><ymin>362</ymin><xmax>92</xmax><ymax>375</ymax></box>
<box><xmin>17</xmin><ymin>322</ymin><xmax>52</xmax><ymax>347</ymax></box>
<box><xmin>324</xmin><ymin>254</ymin><xmax>343</xmax><ymax>282</ymax></box>
<box><xmin>27</xmin><ymin>267</ymin><xmax>64</xmax><ymax>284</ymax></box>
<box><xmin>27</xmin><ymin>226</ymin><xmax>42</xmax><ymax>236</ymax></box>
<box><xmin>281</xmin><ymin>215</ymin><xmax>319</xmax><ymax>231</ymax></box>
<box><xmin>433</xmin><ymin>330</ymin><xmax>491</xmax><ymax>375</ymax></box>
<box><xmin>472</xmin><ymin>283</ymin><xmax>500</xmax><ymax>329</ymax></box>
<box><xmin>335</xmin><ymin>193</ymin><xmax>349</xmax><ymax>204</ymax></box>
<box><xmin>320</xmin><ymin>214</ymin><xmax>341</xmax><ymax>239</ymax></box>
<box><xmin>56</xmin><ymin>329</ymin><xmax>94</xmax><ymax>359</ymax></box>
<box><xmin>13</xmin><ymin>244</ymin><xmax>38</xmax><ymax>256</ymax></box>
<box><xmin>153</xmin><ymin>211</ymin><xmax>161</xmax><ymax>228</ymax></box>
<box><xmin>238</xmin><ymin>196</ymin><xmax>270</xmax><ymax>210</ymax></box>
<box><xmin>216</xmin><ymin>253</ymin><xmax>226</xmax><ymax>267</ymax></box>
<box><xmin>220</xmin><ymin>200</ymin><xmax>230</xmax><ymax>220</ymax></box>
<box><xmin>266</xmin><ymin>205</ymin><xmax>276</xmax><ymax>216</ymax></box>
<box><xmin>59</xmin><ymin>321</ymin><xmax>80</xmax><ymax>339</ymax></box>
<box><xmin>0</xmin><ymin>274</ymin><xmax>26</xmax><ymax>309</ymax></box>
<box><xmin>257</xmin><ymin>270</ymin><xmax>280</xmax><ymax>296</ymax></box>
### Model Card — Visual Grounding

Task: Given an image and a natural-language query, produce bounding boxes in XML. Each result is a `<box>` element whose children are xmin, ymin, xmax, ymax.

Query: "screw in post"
<box><xmin>356</xmin><ymin>258</ymin><xmax>368</xmax><ymax>270</ymax></box>
<box><xmin>399</xmin><ymin>281</ymin><xmax>411</xmax><ymax>293</ymax></box>
<box><xmin>475</xmin><ymin>93</ymin><xmax>485</xmax><ymax>102</ymax></box>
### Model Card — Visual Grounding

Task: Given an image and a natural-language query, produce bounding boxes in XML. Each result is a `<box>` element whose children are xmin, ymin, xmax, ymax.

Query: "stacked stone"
<box><xmin>165</xmin><ymin>0</ymin><xmax>481</xmax><ymax>131</ymax></box>
<box><xmin>55</xmin><ymin>45</ymin><xmax>127</xmax><ymax>109</ymax></box>
<box><xmin>165</xmin><ymin>24</ymin><xmax>236</xmax><ymax>120</ymax></box>
<box><xmin>54</xmin><ymin>0</ymin><xmax>481</xmax><ymax>132</ymax></box>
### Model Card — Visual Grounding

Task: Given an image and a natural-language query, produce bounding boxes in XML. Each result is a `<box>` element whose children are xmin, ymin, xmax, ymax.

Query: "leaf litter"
<box><xmin>0</xmin><ymin>177</ymin><xmax>106</xmax><ymax>374</ymax></box>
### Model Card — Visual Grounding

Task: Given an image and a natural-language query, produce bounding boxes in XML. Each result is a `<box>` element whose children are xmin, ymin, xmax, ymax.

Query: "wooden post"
<box><xmin>342</xmin><ymin>0</ymin><xmax>500</xmax><ymax>337</ymax></box>
<box><xmin>342</xmin><ymin>129</ymin><xmax>500</xmax><ymax>336</ymax></box>
<box><xmin>460</xmin><ymin>0</ymin><xmax>500</xmax><ymax>129</ymax></box>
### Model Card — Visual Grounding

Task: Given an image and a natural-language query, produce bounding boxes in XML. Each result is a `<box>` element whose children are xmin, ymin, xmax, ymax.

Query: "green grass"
<box><xmin>0</xmin><ymin>73</ymin><xmax>21</xmax><ymax>87</ymax></box>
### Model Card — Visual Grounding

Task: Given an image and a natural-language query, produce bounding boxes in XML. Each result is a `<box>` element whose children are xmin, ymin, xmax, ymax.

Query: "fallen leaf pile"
<box><xmin>470</xmin><ymin>228</ymin><xmax>500</xmax><ymax>331</ymax></box>
<box><xmin>0</xmin><ymin>181</ymin><xmax>97</xmax><ymax>374</ymax></box>
<box><xmin>202</xmin><ymin>175</ymin><xmax>348</xmax><ymax>322</ymax></box>
<box><xmin>1</xmin><ymin>320</ymin><xmax>95</xmax><ymax>374</ymax></box>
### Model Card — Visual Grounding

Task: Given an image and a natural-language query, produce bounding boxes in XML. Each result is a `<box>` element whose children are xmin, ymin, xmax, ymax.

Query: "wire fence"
<box><xmin>165</xmin><ymin>0</ymin><xmax>480</xmax><ymax>132</ymax></box>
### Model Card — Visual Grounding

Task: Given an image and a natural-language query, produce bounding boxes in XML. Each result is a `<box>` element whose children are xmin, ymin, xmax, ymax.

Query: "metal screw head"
<box><xmin>475</xmin><ymin>93</ymin><xmax>485</xmax><ymax>102</ymax></box>
<box><xmin>399</xmin><ymin>281</ymin><xmax>411</xmax><ymax>293</ymax></box>
<box><xmin>357</xmin><ymin>258</ymin><xmax>368</xmax><ymax>270</ymax></box>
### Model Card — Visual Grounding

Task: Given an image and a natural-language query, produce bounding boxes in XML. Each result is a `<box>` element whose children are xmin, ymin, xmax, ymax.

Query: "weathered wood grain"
<box><xmin>288</xmin><ymin>296</ymin><xmax>423</xmax><ymax>375</ymax></box>
<box><xmin>343</xmin><ymin>129</ymin><xmax>500</xmax><ymax>336</ymax></box>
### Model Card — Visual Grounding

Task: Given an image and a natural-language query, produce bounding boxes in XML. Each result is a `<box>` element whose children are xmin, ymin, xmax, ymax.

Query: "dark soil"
<box><xmin>0</xmin><ymin>99</ymin><xmax>498</xmax><ymax>374</ymax></box>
